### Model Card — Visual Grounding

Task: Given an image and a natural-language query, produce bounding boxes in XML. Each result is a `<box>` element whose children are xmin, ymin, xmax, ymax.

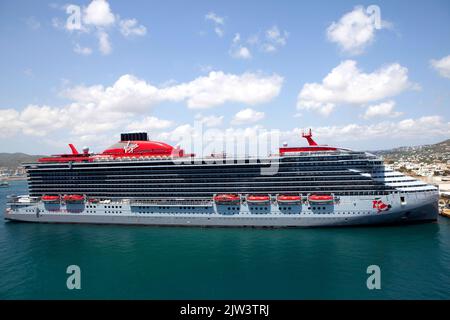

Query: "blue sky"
<box><xmin>0</xmin><ymin>0</ymin><xmax>449</xmax><ymax>154</ymax></box>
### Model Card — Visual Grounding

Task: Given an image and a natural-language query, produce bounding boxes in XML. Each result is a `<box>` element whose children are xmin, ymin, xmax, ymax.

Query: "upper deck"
<box><xmin>30</xmin><ymin>130</ymin><xmax>361</xmax><ymax>166</ymax></box>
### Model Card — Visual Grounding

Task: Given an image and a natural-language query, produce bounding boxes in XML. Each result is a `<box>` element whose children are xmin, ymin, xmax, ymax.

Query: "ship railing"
<box><xmin>281</xmin><ymin>151</ymin><xmax>352</xmax><ymax>157</ymax></box>
<box><xmin>89</xmin><ymin>154</ymin><xmax>284</xmax><ymax>163</ymax></box>
<box><xmin>129</xmin><ymin>199</ymin><xmax>214</xmax><ymax>206</ymax></box>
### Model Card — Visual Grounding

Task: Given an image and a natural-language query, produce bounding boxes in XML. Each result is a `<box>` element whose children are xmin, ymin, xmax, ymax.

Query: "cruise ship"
<box><xmin>5</xmin><ymin>131</ymin><xmax>439</xmax><ymax>227</ymax></box>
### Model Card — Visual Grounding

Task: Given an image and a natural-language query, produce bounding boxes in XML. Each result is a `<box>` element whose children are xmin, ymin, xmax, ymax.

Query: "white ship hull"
<box><xmin>5</xmin><ymin>192</ymin><xmax>438</xmax><ymax>227</ymax></box>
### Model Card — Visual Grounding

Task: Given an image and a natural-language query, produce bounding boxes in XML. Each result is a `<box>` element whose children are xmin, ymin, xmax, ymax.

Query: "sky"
<box><xmin>0</xmin><ymin>0</ymin><xmax>449</xmax><ymax>155</ymax></box>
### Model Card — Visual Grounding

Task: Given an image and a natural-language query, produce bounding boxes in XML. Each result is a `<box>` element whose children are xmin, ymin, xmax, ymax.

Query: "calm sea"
<box><xmin>1</xmin><ymin>180</ymin><xmax>449</xmax><ymax>299</ymax></box>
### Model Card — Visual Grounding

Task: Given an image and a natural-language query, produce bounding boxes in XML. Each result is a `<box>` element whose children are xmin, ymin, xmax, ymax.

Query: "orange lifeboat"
<box><xmin>214</xmin><ymin>194</ymin><xmax>240</xmax><ymax>203</ymax></box>
<box><xmin>277</xmin><ymin>195</ymin><xmax>302</xmax><ymax>203</ymax></box>
<box><xmin>42</xmin><ymin>195</ymin><xmax>60</xmax><ymax>203</ymax></box>
<box><xmin>63</xmin><ymin>194</ymin><xmax>85</xmax><ymax>203</ymax></box>
<box><xmin>246</xmin><ymin>194</ymin><xmax>270</xmax><ymax>204</ymax></box>
<box><xmin>308</xmin><ymin>194</ymin><xmax>334</xmax><ymax>203</ymax></box>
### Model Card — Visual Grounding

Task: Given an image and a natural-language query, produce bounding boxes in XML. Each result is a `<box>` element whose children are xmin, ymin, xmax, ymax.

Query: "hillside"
<box><xmin>0</xmin><ymin>153</ymin><xmax>45</xmax><ymax>169</ymax></box>
<box><xmin>373</xmin><ymin>139</ymin><xmax>450</xmax><ymax>164</ymax></box>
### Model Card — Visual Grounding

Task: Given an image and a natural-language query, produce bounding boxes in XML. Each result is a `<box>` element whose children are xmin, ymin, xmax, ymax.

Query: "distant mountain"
<box><xmin>372</xmin><ymin>139</ymin><xmax>450</xmax><ymax>163</ymax></box>
<box><xmin>0</xmin><ymin>153</ymin><xmax>45</xmax><ymax>169</ymax></box>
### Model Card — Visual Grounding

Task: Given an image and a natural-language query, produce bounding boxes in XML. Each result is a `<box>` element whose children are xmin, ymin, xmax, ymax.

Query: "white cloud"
<box><xmin>261</xmin><ymin>25</ymin><xmax>289</xmax><ymax>53</ymax></box>
<box><xmin>71</xmin><ymin>121</ymin><xmax>123</xmax><ymax>135</ymax></box>
<box><xmin>262</xmin><ymin>44</ymin><xmax>276</xmax><ymax>53</ymax></box>
<box><xmin>0</xmin><ymin>102</ymin><xmax>131</xmax><ymax>138</ymax></box>
<box><xmin>62</xmin><ymin>75</ymin><xmax>154</xmax><ymax>113</ymax></box>
<box><xmin>232</xmin><ymin>26</ymin><xmax>288</xmax><ymax>56</ymax></box>
<box><xmin>430</xmin><ymin>55</ymin><xmax>450</xmax><ymax>79</ymax></box>
<box><xmin>126</xmin><ymin>116</ymin><xmax>173</xmax><ymax>132</ymax></box>
<box><xmin>233</xmin><ymin>47</ymin><xmax>252</xmax><ymax>59</ymax></box>
<box><xmin>232</xmin><ymin>33</ymin><xmax>240</xmax><ymax>43</ymax></box>
<box><xmin>88</xmin><ymin>116</ymin><xmax>450</xmax><ymax>154</ymax></box>
<box><xmin>229</xmin><ymin>33</ymin><xmax>252</xmax><ymax>59</ymax></box>
<box><xmin>195</xmin><ymin>114</ymin><xmax>224</xmax><ymax>127</ymax></box>
<box><xmin>155</xmin><ymin>124</ymin><xmax>272</xmax><ymax>156</ymax></box>
<box><xmin>64</xmin><ymin>71</ymin><xmax>283</xmax><ymax>111</ymax></box>
<box><xmin>301</xmin><ymin>116</ymin><xmax>449</xmax><ymax>144</ymax></box>
<box><xmin>156</xmin><ymin>124</ymin><xmax>199</xmax><ymax>143</ymax></box>
<box><xmin>205</xmin><ymin>12</ymin><xmax>225</xmax><ymax>37</ymax></box>
<box><xmin>3</xmin><ymin>95</ymin><xmax>449</xmax><ymax>154</ymax></box>
<box><xmin>327</xmin><ymin>6</ymin><xmax>389</xmax><ymax>55</ymax></box>
<box><xmin>73</xmin><ymin>43</ymin><xmax>93</xmax><ymax>55</ymax></box>
<box><xmin>214</xmin><ymin>27</ymin><xmax>224</xmax><ymax>37</ymax></box>
<box><xmin>18</xmin><ymin>105</ymin><xmax>69</xmax><ymax>136</ymax></box>
<box><xmin>0</xmin><ymin>71</ymin><xmax>282</xmax><ymax>139</ymax></box>
<box><xmin>97</xmin><ymin>31</ymin><xmax>112</xmax><ymax>55</ymax></box>
<box><xmin>53</xmin><ymin>0</ymin><xmax>146</xmax><ymax>55</ymax></box>
<box><xmin>83</xmin><ymin>0</ymin><xmax>115</xmax><ymax>27</ymax></box>
<box><xmin>152</xmin><ymin>116</ymin><xmax>449</xmax><ymax>156</ymax></box>
<box><xmin>267</xmin><ymin>116</ymin><xmax>450</xmax><ymax>151</ymax></box>
<box><xmin>198</xmin><ymin>65</ymin><xmax>214</xmax><ymax>73</ymax></box>
<box><xmin>232</xmin><ymin>108</ymin><xmax>265</xmax><ymax>125</ymax></box>
<box><xmin>362</xmin><ymin>101</ymin><xmax>402</xmax><ymax>119</ymax></box>
<box><xmin>265</xmin><ymin>26</ymin><xmax>288</xmax><ymax>47</ymax></box>
<box><xmin>0</xmin><ymin>109</ymin><xmax>22</xmax><ymax>137</ymax></box>
<box><xmin>119</xmin><ymin>18</ymin><xmax>147</xmax><ymax>37</ymax></box>
<box><xmin>176</xmin><ymin>71</ymin><xmax>283</xmax><ymax>108</ymax></box>
<box><xmin>205</xmin><ymin>12</ymin><xmax>224</xmax><ymax>25</ymax></box>
<box><xmin>297</xmin><ymin>60</ymin><xmax>415</xmax><ymax>116</ymax></box>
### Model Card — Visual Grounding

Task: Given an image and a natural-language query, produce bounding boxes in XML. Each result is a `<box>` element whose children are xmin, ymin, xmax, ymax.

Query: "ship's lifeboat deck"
<box><xmin>39</xmin><ymin>193</ymin><xmax>336</xmax><ymax>206</ymax></box>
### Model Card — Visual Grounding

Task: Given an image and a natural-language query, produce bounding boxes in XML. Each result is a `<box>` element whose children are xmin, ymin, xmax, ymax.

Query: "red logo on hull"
<box><xmin>373</xmin><ymin>199</ymin><xmax>390</xmax><ymax>213</ymax></box>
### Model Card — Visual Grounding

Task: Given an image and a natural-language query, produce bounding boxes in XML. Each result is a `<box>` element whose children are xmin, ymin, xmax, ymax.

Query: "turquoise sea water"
<box><xmin>1</xmin><ymin>180</ymin><xmax>450</xmax><ymax>299</ymax></box>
